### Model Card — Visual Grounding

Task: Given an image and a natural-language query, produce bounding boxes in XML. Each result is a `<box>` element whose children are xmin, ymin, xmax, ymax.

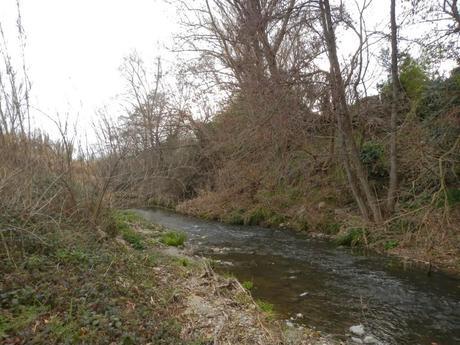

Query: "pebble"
<box><xmin>349</xmin><ymin>324</ymin><xmax>365</xmax><ymax>336</ymax></box>
<box><xmin>351</xmin><ymin>337</ymin><xmax>364</xmax><ymax>344</ymax></box>
<box><xmin>296</xmin><ymin>313</ymin><xmax>303</xmax><ymax>318</ymax></box>
<box><xmin>299</xmin><ymin>292</ymin><xmax>309</xmax><ymax>297</ymax></box>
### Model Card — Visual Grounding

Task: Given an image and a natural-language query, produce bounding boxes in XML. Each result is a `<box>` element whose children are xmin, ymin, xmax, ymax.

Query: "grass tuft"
<box><xmin>160</xmin><ymin>231</ymin><xmax>186</xmax><ymax>247</ymax></box>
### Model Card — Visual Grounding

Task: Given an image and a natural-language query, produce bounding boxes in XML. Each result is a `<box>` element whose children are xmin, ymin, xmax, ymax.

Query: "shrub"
<box><xmin>160</xmin><ymin>231</ymin><xmax>186</xmax><ymax>247</ymax></box>
<box><xmin>360</xmin><ymin>141</ymin><xmax>386</xmax><ymax>178</ymax></box>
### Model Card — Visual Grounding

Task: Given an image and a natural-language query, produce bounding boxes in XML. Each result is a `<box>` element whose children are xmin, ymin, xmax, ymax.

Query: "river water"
<box><xmin>135</xmin><ymin>208</ymin><xmax>460</xmax><ymax>345</ymax></box>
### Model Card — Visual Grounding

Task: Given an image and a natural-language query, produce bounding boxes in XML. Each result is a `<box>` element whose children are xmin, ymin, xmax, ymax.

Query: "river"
<box><xmin>135</xmin><ymin>208</ymin><xmax>460</xmax><ymax>345</ymax></box>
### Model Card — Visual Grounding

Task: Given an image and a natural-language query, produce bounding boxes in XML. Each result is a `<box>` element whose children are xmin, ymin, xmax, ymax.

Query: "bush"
<box><xmin>160</xmin><ymin>231</ymin><xmax>186</xmax><ymax>247</ymax></box>
<box><xmin>360</xmin><ymin>141</ymin><xmax>386</xmax><ymax>178</ymax></box>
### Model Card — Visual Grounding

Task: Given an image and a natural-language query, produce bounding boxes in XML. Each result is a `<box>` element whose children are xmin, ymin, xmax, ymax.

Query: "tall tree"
<box><xmin>318</xmin><ymin>0</ymin><xmax>382</xmax><ymax>222</ymax></box>
<box><xmin>387</xmin><ymin>0</ymin><xmax>400</xmax><ymax>213</ymax></box>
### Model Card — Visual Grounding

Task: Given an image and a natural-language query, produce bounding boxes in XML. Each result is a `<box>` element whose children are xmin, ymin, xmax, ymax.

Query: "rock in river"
<box><xmin>349</xmin><ymin>324</ymin><xmax>365</xmax><ymax>336</ymax></box>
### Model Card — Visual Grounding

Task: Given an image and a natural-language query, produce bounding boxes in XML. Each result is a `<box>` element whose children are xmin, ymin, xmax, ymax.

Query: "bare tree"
<box><xmin>318</xmin><ymin>0</ymin><xmax>382</xmax><ymax>222</ymax></box>
<box><xmin>387</xmin><ymin>0</ymin><xmax>400</xmax><ymax>213</ymax></box>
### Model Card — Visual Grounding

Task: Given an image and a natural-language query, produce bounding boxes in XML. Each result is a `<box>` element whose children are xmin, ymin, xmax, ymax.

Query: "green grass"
<box><xmin>384</xmin><ymin>239</ymin><xmax>399</xmax><ymax>250</ymax></box>
<box><xmin>122</xmin><ymin>230</ymin><xmax>145</xmax><ymax>249</ymax></box>
<box><xmin>256</xmin><ymin>299</ymin><xmax>275</xmax><ymax>316</ymax></box>
<box><xmin>223</xmin><ymin>209</ymin><xmax>245</xmax><ymax>225</ymax></box>
<box><xmin>56</xmin><ymin>248</ymin><xmax>91</xmax><ymax>264</ymax></box>
<box><xmin>318</xmin><ymin>220</ymin><xmax>341</xmax><ymax>234</ymax></box>
<box><xmin>0</xmin><ymin>305</ymin><xmax>46</xmax><ymax>338</ymax></box>
<box><xmin>112</xmin><ymin>210</ymin><xmax>146</xmax><ymax>249</ymax></box>
<box><xmin>160</xmin><ymin>231</ymin><xmax>186</xmax><ymax>247</ymax></box>
<box><xmin>244</xmin><ymin>207</ymin><xmax>271</xmax><ymax>226</ymax></box>
<box><xmin>242</xmin><ymin>280</ymin><xmax>254</xmax><ymax>290</ymax></box>
<box><xmin>335</xmin><ymin>227</ymin><xmax>367</xmax><ymax>247</ymax></box>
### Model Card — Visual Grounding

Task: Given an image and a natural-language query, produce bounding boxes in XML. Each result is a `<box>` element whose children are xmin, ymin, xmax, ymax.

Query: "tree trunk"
<box><xmin>319</xmin><ymin>0</ymin><xmax>382</xmax><ymax>223</ymax></box>
<box><xmin>387</xmin><ymin>0</ymin><xmax>399</xmax><ymax>214</ymax></box>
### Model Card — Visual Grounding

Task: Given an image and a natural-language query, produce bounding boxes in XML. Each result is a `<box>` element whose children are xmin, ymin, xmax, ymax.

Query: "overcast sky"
<box><xmin>1</xmin><ymin>0</ymin><xmax>454</xmax><ymax>142</ymax></box>
<box><xmin>1</xmin><ymin>0</ymin><xmax>178</xmax><ymax>140</ymax></box>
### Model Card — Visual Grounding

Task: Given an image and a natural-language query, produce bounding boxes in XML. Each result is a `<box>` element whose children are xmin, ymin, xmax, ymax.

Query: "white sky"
<box><xmin>1</xmin><ymin>0</ymin><xmax>178</xmax><ymax>140</ymax></box>
<box><xmin>0</xmin><ymin>0</ymin><xmax>455</xmax><ymax>142</ymax></box>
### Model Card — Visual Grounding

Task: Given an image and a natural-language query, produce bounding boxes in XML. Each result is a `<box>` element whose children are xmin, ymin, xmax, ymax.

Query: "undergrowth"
<box><xmin>0</xmin><ymin>211</ymin><xmax>200</xmax><ymax>344</ymax></box>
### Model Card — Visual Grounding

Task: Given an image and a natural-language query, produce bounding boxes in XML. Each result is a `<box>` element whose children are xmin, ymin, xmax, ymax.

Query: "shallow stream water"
<box><xmin>135</xmin><ymin>208</ymin><xmax>460</xmax><ymax>345</ymax></box>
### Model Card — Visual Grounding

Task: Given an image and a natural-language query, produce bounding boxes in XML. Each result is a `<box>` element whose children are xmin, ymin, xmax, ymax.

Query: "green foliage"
<box><xmin>335</xmin><ymin>228</ymin><xmax>367</xmax><ymax>247</ymax></box>
<box><xmin>384</xmin><ymin>240</ymin><xmax>399</xmax><ymax>250</ymax></box>
<box><xmin>22</xmin><ymin>254</ymin><xmax>47</xmax><ymax>270</ymax></box>
<box><xmin>113</xmin><ymin>210</ymin><xmax>145</xmax><ymax>231</ymax></box>
<box><xmin>56</xmin><ymin>248</ymin><xmax>90</xmax><ymax>265</ymax></box>
<box><xmin>360</xmin><ymin>141</ymin><xmax>386</xmax><ymax>178</ymax></box>
<box><xmin>0</xmin><ymin>305</ymin><xmax>45</xmax><ymax>338</ymax></box>
<box><xmin>160</xmin><ymin>231</ymin><xmax>186</xmax><ymax>247</ymax></box>
<box><xmin>318</xmin><ymin>220</ymin><xmax>341</xmax><ymax>234</ymax></box>
<box><xmin>256</xmin><ymin>300</ymin><xmax>274</xmax><ymax>314</ymax></box>
<box><xmin>399</xmin><ymin>56</ymin><xmax>429</xmax><ymax>102</ymax></box>
<box><xmin>111</xmin><ymin>210</ymin><xmax>146</xmax><ymax>249</ymax></box>
<box><xmin>175</xmin><ymin>258</ymin><xmax>191</xmax><ymax>267</ymax></box>
<box><xmin>242</xmin><ymin>280</ymin><xmax>254</xmax><ymax>290</ymax></box>
<box><xmin>122</xmin><ymin>230</ymin><xmax>145</xmax><ymax>250</ymax></box>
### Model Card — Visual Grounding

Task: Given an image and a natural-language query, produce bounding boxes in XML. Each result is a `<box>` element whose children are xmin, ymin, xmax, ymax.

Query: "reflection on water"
<box><xmin>136</xmin><ymin>208</ymin><xmax>460</xmax><ymax>345</ymax></box>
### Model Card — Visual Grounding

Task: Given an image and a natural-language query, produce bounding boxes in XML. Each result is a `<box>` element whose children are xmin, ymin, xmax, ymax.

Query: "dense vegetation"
<box><xmin>0</xmin><ymin>0</ymin><xmax>459</xmax><ymax>342</ymax></box>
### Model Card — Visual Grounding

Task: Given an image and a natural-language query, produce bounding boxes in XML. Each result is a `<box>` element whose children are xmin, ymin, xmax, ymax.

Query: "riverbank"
<box><xmin>0</xmin><ymin>210</ymin><xmax>337</xmax><ymax>345</ymax></box>
<box><xmin>173</xmin><ymin>196</ymin><xmax>460</xmax><ymax>276</ymax></box>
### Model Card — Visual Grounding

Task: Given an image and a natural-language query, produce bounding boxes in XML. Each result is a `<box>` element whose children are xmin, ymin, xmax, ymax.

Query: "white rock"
<box><xmin>286</xmin><ymin>320</ymin><xmax>295</xmax><ymax>327</ymax></box>
<box><xmin>349</xmin><ymin>324</ymin><xmax>365</xmax><ymax>336</ymax></box>
<box><xmin>363</xmin><ymin>335</ymin><xmax>379</xmax><ymax>344</ymax></box>
<box><xmin>299</xmin><ymin>292</ymin><xmax>309</xmax><ymax>297</ymax></box>
<box><xmin>296</xmin><ymin>313</ymin><xmax>303</xmax><ymax>318</ymax></box>
<box><xmin>351</xmin><ymin>337</ymin><xmax>364</xmax><ymax>344</ymax></box>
